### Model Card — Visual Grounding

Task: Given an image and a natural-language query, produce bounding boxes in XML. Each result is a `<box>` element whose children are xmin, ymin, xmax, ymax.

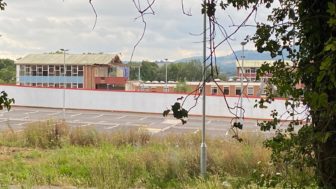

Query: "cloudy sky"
<box><xmin>0</xmin><ymin>0</ymin><xmax>269</xmax><ymax>61</ymax></box>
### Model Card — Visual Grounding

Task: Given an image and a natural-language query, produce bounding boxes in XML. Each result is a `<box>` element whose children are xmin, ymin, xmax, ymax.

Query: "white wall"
<box><xmin>0</xmin><ymin>85</ymin><xmax>308</xmax><ymax>120</ymax></box>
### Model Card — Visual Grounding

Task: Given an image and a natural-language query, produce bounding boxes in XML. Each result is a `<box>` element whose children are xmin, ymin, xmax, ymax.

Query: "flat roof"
<box><xmin>15</xmin><ymin>54</ymin><xmax>123</xmax><ymax>65</ymax></box>
<box><xmin>235</xmin><ymin>60</ymin><xmax>293</xmax><ymax>68</ymax></box>
<box><xmin>128</xmin><ymin>81</ymin><xmax>262</xmax><ymax>87</ymax></box>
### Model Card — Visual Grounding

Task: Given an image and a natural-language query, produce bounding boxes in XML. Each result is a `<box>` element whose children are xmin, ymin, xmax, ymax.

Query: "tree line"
<box><xmin>128</xmin><ymin>60</ymin><xmax>227</xmax><ymax>82</ymax></box>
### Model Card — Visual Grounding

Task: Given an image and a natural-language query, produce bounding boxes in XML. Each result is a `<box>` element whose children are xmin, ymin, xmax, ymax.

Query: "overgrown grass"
<box><xmin>0</xmin><ymin>120</ymin><xmax>314</xmax><ymax>188</ymax></box>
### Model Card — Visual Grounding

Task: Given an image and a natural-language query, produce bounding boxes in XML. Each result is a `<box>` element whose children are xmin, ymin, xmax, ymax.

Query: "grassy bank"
<box><xmin>0</xmin><ymin>120</ymin><xmax>274</xmax><ymax>188</ymax></box>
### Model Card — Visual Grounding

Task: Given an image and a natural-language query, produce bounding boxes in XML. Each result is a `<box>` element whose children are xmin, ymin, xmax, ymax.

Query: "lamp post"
<box><xmin>60</xmin><ymin>48</ymin><xmax>69</xmax><ymax>120</ymax></box>
<box><xmin>165</xmin><ymin>58</ymin><xmax>168</xmax><ymax>92</ymax></box>
<box><xmin>240</xmin><ymin>41</ymin><xmax>247</xmax><ymax>125</ymax></box>
<box><xmin>200</xmin><ymin>0</ymin><xmax>207</xmax><ymax>177</ymax></box>
<box><xmin>138</xmin><ymin>65</ymin><xmax>141</xmax><ymax>81</ymax></box>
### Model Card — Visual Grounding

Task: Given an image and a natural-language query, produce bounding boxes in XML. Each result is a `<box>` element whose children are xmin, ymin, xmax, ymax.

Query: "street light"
<box><xmin>165</xmin><ymin>58</ymin><xmax>168</xmax><ymax>92</ymax></box>
<box><xmin>240</xmin><ymin>41</ymin><xmax>247</xmax><ymax>125</ymax></box>
<box><xmin>60</xmin><ymin>48</ymin><xmax>69</xmax><ymax>120</ymax></box>
<box><xmin>138</xmin><ymin>65</ymin><xmax>141</xmax><ymax>81</ymax></box>
<box><xmin>200</xmin><ymin>0</ymin><xmax>207</xmax><ymax>177</ymax></box>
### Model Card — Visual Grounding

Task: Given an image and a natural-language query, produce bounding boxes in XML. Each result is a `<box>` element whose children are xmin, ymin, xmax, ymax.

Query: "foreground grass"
<box><xmin>0</xmin><ymin>120</ymin><xmax>282</xmax><ymax>188</ymax></box>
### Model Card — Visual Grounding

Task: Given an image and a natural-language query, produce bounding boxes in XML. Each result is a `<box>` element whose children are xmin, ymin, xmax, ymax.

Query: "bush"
<box><xmin>69</xmin><ymin>127</ymin><xmax>101</xmax><ymax>146</ymax></box>
<box><xmin>24</xmin><ymin>120</ymin><xmax>69</xmax><ymax>148</ymax></box>
<box><xmin>106</xmin><ymin>128</ymin><xmax>151</xmax><ymax>147</ymax></box>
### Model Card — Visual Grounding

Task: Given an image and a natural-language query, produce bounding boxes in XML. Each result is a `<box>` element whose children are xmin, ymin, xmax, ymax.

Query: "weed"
<box><xmin>23</xmin><ymin>120</ymin><xmax>69</xmax><ymax>149</ymax></box>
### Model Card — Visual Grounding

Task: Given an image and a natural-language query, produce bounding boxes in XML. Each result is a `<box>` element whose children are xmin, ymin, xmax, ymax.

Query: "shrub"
<box><xmin>23</xmin><ymin>120</ymin><xmax>69</xmax><ymax>148</ymax></box>
<box><xmin>69</xmin><ymin>127</ymin><xmax>101</xmax><ymax>146</ymax></box>
<box><xmin>106</xmin><ymin>128</ymin><xmax>151</xmax><ymax>146</ymax></box>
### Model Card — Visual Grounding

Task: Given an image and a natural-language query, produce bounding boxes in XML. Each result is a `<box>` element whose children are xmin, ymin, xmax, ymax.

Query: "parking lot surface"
<box><xmin>0</xmin><ymin>106</ymin><xmax>271</xmax><ymax>138</ymax></box>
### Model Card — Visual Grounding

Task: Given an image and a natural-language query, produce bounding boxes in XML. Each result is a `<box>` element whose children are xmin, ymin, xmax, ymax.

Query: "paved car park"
<box><xmin>0</xmin><ymin>106</ymin><xmax>276</xmax><ymax>138</ymax></box>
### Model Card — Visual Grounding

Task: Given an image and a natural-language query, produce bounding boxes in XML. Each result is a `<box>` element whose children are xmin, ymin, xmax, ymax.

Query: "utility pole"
<box><xmin>200</xmin><ymin>0</ymin><xmax>207</xmax><ymax>177</ymax></box>
<box><xmin>240</xmin><ymin>42</ymin><xmax>247</xmax><ymax>125</ymax></box>
<box><xmin>60</xmin><ymin>48</ymin><xmax>69</xmax><ymax>120</ymax></box>
<box><xmin>165</xmin><ymin>58</ymin><xmax>168</xmax><ymax>92</ymax></box>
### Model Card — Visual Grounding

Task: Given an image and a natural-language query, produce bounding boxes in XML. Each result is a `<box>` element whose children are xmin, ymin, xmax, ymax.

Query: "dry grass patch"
<box><xmin>24</xmin><ymin>120</ymin><xmax>69</xmax><ymax>149</ymax></box>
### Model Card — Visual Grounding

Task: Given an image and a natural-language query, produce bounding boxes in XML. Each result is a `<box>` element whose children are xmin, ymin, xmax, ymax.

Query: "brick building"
<box><xmin>236</xmin><ymin>60</ymin><xmax>292</xmax><ymax>82</ymax></box>
<box><xmin>15</xmin><ymin>54</ymin><xmax>129</xmax><ymax>90</ymax></box>
<box><xmin>126</xmin><ymin>81</ymin><xmax>264</xmax><ymax>97</ymax></box>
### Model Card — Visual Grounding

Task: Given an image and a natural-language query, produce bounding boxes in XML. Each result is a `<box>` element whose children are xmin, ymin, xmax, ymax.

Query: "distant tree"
<box><xmin>180</xmin><ymin>60</ymin><xmax>203</xmax><ymax>81</ymax></box>
<box><xmin>140</xmin><ymin>61</ymin><xmax>159</xmax><ymax>81</ymax></box>
<box><xmin>130</xmin><ymin>60</ymin><xmax>220</xmax><ymax>82</ymax></box>
<box><xmin>216</xmin><ymin>73</ymin><xmax>227</xmax><ymax>81</ymax></box>
<box><xmin>47</xmin><ymin>51</ymin><xmax>63</xmax><ymax>54</ymax></box>
<box><xmin>175</xmin><ymin>80</ymin><xmax>191</xmax><ymax>93</ymax></box>
<box><xmin>166</xmin><ymin>63</ymin><xmax>181</xmax><ymax>81</ymax></box>
<box><xmin>0</xmin><ymin>59</ymin><xmax>15</xmax><ymax>84</ymax></box>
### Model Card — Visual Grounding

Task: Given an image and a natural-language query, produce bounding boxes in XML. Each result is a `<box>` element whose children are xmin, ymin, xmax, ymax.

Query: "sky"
<box><xmin>0</xmin><ymin>0</ymin><xmax>270</xmax><ymax>61</ymax></box>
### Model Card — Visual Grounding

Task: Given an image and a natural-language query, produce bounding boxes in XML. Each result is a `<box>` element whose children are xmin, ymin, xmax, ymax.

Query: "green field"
<box><xmin>0</xmin><ymin>120</ymin><xmax>312</xmax><ymax>188</ymax></box>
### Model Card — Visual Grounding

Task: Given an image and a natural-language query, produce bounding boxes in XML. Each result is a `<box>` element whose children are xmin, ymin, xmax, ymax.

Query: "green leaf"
<box><xmin>321</xmin><ymin>132</ymin><xmax>333</xmax><ymax>143</ymax></box>
<box><xmin>319</xmin><ymin>93</ymin><xmax>328</xmax><ymax>108</ymax></box>
<box><xmin>324</xmin><ymin>42</ymin><xmax>336</xmax><ymax>52</ymax></box>
<box><xmin>317</xmin><ymin>71</ymin><xmax>326</xmax><ymax>84</ymax></box>
<box><xmin>327</xmin><ymin>2</ymin><xmax>336</xmax><ymax>16</ymax></box>
<box><xmin>320</xmin><ymin>57</ymin><xmax>332</xmax><ymax>70</ymax></box>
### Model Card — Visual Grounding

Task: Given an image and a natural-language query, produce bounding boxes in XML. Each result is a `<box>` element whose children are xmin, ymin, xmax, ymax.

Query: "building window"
<box><xmin>78</xmin><ymin>83</ymin><xmax>83</xmax><ymax>88</ymax></box>
<box><xmin>32</xmin><ymin>65</ymin><xmax>37</xmax><ymax>76</ymax></box>
<box><xmin>43</xmin><ymin>65</ymin><xmax>48</xmax><ymax>76</ymax></box>
<box><xmin>49</xmin><ymin>65</ymin><xmax>55</xmax><ymax>76</ymax></box>
<box><xmin>78</xmin><ymin>66</ymin><xmax>83</xmax><ymax>76</ymax></box>
<box><xmin>248</xmin><ymin>86</ymin><xmax>254</xmax><ymax>96</ymax></box>
<box><xmin>66</xmin><ymin>66</ymin><xmax>71</xmax><ymax>76</ymax></box>
<box><xmin>108</xmin><ymin>67</ymin><xmax>117</xmax><ymax>77</ymax></box>
<box><xmin>224</xmin><ymin>87</ymin><xmax>229</xmax><ymax>95</ymax></box>
<box><xmin>235</xmin><ymin>87</ymin><xmax>241</xmax><ymax>95</ymax></box>
<box><xmin>37</xmin><ymin>65</ymin><xmax>42</xmax><ymax>76</ymax></box>
<box><xmin>55</xmin><ymin>66</ymin><xmax>60</xmax><ymax>76</ymax></box>
<box><xmin>20</xmin><ymin>65</ymin><xmax>25</xmax><ymax>76</ymax></box>
<box><xmin>211</xmin><ymin>87</ymin><xmax>218</xmax><ymax>95</ymax></box>
<box><xmin>25</xmin><ymin>65</ymin><xmax>31</xmax><ymax>76</ymax></box>
<box><xmin>60</xmin><ymin>66</ymin><xmax>65</xmax><ymax>76</ymax></box>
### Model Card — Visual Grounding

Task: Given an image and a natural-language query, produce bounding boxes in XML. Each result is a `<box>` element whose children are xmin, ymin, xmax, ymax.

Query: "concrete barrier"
<box><xmin>0</xmin><ymin>85</ymin><xmax>308</xmax><ymax>120</ymax></box>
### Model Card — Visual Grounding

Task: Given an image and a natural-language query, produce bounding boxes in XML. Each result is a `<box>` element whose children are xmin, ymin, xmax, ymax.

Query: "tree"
<box><xmin>175</xmin><ymin>80</ymin><xmax>191</xmax><ymax>93</ymax></box>
<box><xmin>140</xmin><ymin>61</ymin><xmax>159</xmax><ymax>81</ymax></box>
<box><xmin>0</xmin><ymin>59</ymin><xmax>16</xmax><ymax>84</ymax></box>
<box><xmin>217</xmin><ymin>0</ymin><xmax>336</xmax><ymax>187</ymax></box>
<box><xmin>157</xmin><ymin>0</ymin><xmax>335</xmax><ymax>187</ymax></box>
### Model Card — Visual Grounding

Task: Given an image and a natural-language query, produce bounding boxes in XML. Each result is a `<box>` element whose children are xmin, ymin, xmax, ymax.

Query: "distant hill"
<box><xmin>175</xmin><ymin>50</ymin><xmax>287</xmax><ymax>76</ymax></box>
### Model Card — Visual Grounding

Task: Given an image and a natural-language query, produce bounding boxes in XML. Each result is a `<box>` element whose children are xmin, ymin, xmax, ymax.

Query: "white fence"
<box><xmin>0</xmin><ymin>85</ymin><xmax>308</xmax><ymax>120</ymax></box>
